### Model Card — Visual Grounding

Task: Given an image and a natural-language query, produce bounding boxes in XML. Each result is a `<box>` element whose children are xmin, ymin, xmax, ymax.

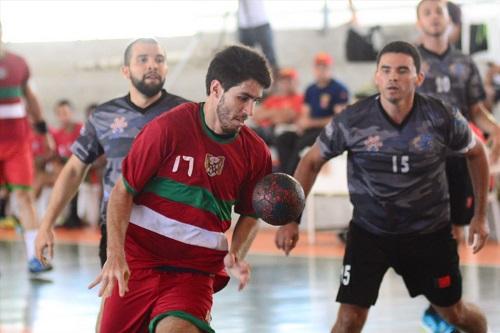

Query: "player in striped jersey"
<box><xmin>0</xmin><ymin>21</ymin><xmax>53</xmax><ymax>273</ymax></box>
<box><xmin>89</xmin><ymin>45</ymin><xmax>272</xmax><ymax>333</ymax></box>
<box><xmin>34</xmin><ymin>38</ymin><xmax>187</xmax><ymax>330</ymax></box>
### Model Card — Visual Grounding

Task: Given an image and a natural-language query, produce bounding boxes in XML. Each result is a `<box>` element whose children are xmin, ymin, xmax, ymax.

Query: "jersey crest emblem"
<box><xmin>450</xmin><ymin>63</ymin><xmax>466</xmax><ymax>81</ymax></box>
<box><xmin>412</xmin><ymin>134</ymin><xmax>433</xmax><ymax>151</ymax></box>
<box><xmin>110</xmin><ymin>116</ymin><xmax>128</xmax><ymax>134</ymax></box>
<box><xmin>205</xmin><ymin>154</ymin><xmax>225</xmax><ymax>177</ymax></box>
<box><xmin>364</xmin><ymin>135</ymin><xmax>383</xmax><ymax>152</ymax></box>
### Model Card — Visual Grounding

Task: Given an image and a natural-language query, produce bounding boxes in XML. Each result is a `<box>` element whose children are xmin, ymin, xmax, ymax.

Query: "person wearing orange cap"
<box><xmin>252</xmin><ymin>67</ymin><xmax>303</xmax><ymax>163</ymax></box>
<box><xmin>277</xmin><ymin>52</ymin><xmax>350</xmax><ymax>175</ymax></box>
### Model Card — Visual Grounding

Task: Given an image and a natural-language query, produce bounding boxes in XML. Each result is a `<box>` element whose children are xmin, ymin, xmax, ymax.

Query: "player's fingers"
<box><xmin>99</xmin><ymin>277</ymin><xmax>112</xmax><ymax>298</ymax></box>
<box><xmin>35</xmin><ymin>243</ymin><xmax>45</xmax><ymax>261</ymax></box>
<box><xmin>88</xmin><ymin>274</ymin><xmax>103</xmax><ymax>290</ymax></box>
<box><xmin>238</xmin><ymin>264</ymin><xmax>251</xmax><ymax>291</ymax></box>
<box><xmin>274</xmin><ymin>229</ymin><xmax>285</xmax><ymax>250</ymax></box>
<box><xmin>467</xmin><ymin>228</ymin><xmax>475</xmax><ymax>247</ymax></box>
<box><xmin>48</xmin><ymin>243</ymin><xmax>54</xmax><ymax>261</ymax></box>
<box><xmin>473</xmin><ymin>235</ymin><xmax>486</xmax><ymax>254</ymax></box>
<box><xmin>120</xmin><ymin>270</ymin><xmax>131</xmax><ymax>296</ymax></box>
<box><xmin>283</xmin><ymin>238</ymin><xmax>295</xmax><ymax>256</ymax></box>
<box><xmin>474</xmin><ymin>229</ymin><xmax>489</xmax><ymax>254</ymax></box>
<box><xmin>117</xmin><ymin>273</ymin><xmax>127</xmax><ymax>297</ymax></box>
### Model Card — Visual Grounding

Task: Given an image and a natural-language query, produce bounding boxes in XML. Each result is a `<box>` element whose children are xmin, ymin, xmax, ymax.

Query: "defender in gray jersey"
<box><xmin>416</xmin><ymin>2</ymin><xmax>500</xmax><ymax>331</ymax></box>
<box><xmin>416</xmin><ymin>0</ymin><xmax>500</xmax><ymax>236</ymax></box>
<box><xmin>35</xmin><ymin>38</ymin><xmax>187</xmax><ymax>267</ymax></box>
<box><xmin>276</xmin><ymin>41</ymin><xmax>489</xmax><ymax>333</ymax></box>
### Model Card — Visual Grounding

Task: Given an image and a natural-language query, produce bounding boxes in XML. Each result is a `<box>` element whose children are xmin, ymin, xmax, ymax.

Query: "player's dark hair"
<box><xmin>416</xmin><ymin>0</ymin><xmax>448</xmax><ymax>19</ymax></box>
<box><xmin>124</xmin><ymin>38</ymin><xmax>162</xmax><ymax>66</ymax></box>
<box><xmin>376</xmin><ymin>41</ymin><xmax>422</xmax><ymax>73</ymax></box>
<box><xmin>55</xmin><ymin>99</ymin><xmax>73</xmax><ymax>109</ymax></box>
<box><xmin>205</xmin><ymin>45</ymin><xmax>272</xmax><ymax>95</ymax></box>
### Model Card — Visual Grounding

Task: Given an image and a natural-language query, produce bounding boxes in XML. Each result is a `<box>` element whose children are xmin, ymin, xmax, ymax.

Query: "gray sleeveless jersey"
<box><xmin>71</xmin><ymin>90</ymin><xmax>188</xmax><ymax>224</ymax></box>
<box><xmin>417</xmin><ymin>45</ymin><xmax>486</xmax><ymax>119</ymax></box>
<box><xmin>317</xmin><ymin>93</ymin><xmax>474</xmax><ymax>236</ymax></box>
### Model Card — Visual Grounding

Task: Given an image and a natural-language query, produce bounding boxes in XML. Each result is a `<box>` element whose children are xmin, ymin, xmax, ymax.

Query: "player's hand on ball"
<box><xmin>88</xmin><ymin>252</ymin><xmax>130</xmax><ymax>298</ymax></box>
<box><xmin>224</xmin><ymin>253</ymin><xmax>250</xmax><ymax>291</ymax></box>
<box><xmin>275</xmin><ymin>222</ymin><xmax>299</xmax><ymax>256</ymax></box>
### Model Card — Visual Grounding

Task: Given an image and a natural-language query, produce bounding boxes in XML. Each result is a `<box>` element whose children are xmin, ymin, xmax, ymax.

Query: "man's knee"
<box><xmin>155</xmin><ymin>315</ymin><xmax>202</xmax><ymax>333</ymax></box>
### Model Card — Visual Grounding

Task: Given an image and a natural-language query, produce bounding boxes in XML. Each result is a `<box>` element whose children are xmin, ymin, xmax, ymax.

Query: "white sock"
<box><xmin>24</xmin><ymin>229</ymin><xmax>38</xmax><ymax>260</ymax></box>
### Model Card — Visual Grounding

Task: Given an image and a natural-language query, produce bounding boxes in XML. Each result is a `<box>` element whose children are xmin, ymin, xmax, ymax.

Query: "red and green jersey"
<box><xmin>52</xmin><ymin>122</ymin><xmax>83</xmax><ymax>159</ymax></box>
<box><xmin>0</xmin><ymin>52</ymin><xmax>30</xmax><ymax>142</ymax></box>
<box><xmin>122</xmin><ymin>102</ymin><xmax>272</xmax><ymax>280</ymax></box>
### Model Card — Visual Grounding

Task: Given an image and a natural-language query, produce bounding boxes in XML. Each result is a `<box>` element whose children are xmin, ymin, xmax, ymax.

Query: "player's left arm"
<box><xmin>469</xmin><ymin>101</ymin><xmax>500</xmax><ymax>163</ymax></box>
<box><xmin>23</xmin><ymin>82</ymin><xmax>55</xmax><ymax>154</ymax></box>
<box><xmin>464</xmin><ymin>139</ymin><xmax>490</xmax><ymax>253</ymax></box>
<box><xmin>275</xmin><ymin>143</ymin><xmax>328</xmax><ymax>255</ymax></box>
<box><xmin>22</xmin><ymin>83</ymin><xmax>43</xmax><ymax>122</ymax></box>
<box><xmin>225</xmin><ymin>215</ymin><xmax>259</xmax><ymax>291</ymax></box>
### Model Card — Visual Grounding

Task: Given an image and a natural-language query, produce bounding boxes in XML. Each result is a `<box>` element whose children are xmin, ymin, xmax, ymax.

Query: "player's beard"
<box><xmin>131</xmin><ymin>74</ymin><xmax>165</xmax><ymax>98</ymax></box>
<box><xmin>216</xmin><ymin>94</ymin><xmax>246</xmax><ymax>135</ymax></box>
<box><xmin>421</xmin><ymin>23</ymin><xmax>448</xmax><ymax>38</ymax></box>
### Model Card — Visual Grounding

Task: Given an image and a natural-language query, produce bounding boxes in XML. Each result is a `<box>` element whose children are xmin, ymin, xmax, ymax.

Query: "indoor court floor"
<box><xmin>0</xmin><ymin>227</ymin><xmax>499</xmax><ymax>333</ymax></box>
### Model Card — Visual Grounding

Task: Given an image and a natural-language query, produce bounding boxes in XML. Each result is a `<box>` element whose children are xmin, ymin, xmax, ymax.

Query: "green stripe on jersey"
<box><xmin>0</xmin><ymin>87</ymin><xmax>23</xmax><ymax>99</ymax></box>
<box><xmin>122</xmin><ymin>177</ymin><xmax>138</xmax><ymax>196</ymax></box>
<box><xmin>144</xmin><ymin>177</ymin><xmax>234</xmax><ymax>221</ymax></box>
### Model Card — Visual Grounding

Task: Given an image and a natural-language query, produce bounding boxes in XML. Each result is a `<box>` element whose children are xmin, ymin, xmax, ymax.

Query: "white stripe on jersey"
<box><xmin>129</xmin><ymin>204</ymin><xmax>228</xmax><ymax>251</ymax></box>
<box><xmin>0</xmin><ymin>103</ymin><xmax>26</xmax><ymax>119</ymax></box>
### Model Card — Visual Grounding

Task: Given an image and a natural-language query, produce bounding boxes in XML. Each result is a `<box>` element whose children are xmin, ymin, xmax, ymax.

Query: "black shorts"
<box><xmin>99</xmin><ymin>223</ymin><xmax>107</xmax><ymax>267</ymax></box>
<box><xmin>336</xmin><ymin>223</ymin><xmax>462</xmax><ymax>308</ymax></box>
<box><xmin>446</xmin><ymin>156</ymin><xmax>474</xmax><ymax>226</ymax></box>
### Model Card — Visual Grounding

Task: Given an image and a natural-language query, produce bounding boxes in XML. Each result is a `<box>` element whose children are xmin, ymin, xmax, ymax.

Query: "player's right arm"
<box><xmin>88</xmin><ymin>118</ymin><xmax>168</xmax><ymax>297</ymax></box>
<box><xmin>275</xmin><ymin>143</ymin><xmax>327</xmax><ymax>255</ymax></box>
<box><xmin>88</xmin><ymin>179</ymin><xmax>132</xmax><ymax>298</ymax></box>
<box><xmin>35</xmin><ymin>155</ymin><xmax>90</xmax><ymax>263</ymax></box>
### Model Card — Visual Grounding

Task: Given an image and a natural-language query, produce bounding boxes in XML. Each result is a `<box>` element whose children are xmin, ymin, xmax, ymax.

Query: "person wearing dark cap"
<box><xmin>276</xmin><ymin>52</ymin><xmax>350</xmax><ymax>175</ymax></box>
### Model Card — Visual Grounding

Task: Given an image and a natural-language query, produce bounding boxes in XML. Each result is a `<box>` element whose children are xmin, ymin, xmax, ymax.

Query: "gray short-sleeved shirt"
<box><xmin>317</xmin><ymin>93</ymin><xmax>474</xmax><ymax>235</ymax></box>
<box><xmin>71</xmin><ymin>90</ymin><xmax>188</xmax><ymax>224</ymax></box>
<box><xmin>417</xmin><ymin>45</ymin><xmax>486</xmax><ymax>118</ymax></box>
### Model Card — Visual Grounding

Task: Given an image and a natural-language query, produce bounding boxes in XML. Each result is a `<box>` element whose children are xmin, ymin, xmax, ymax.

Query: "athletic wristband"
<box><xmin>34</xmin><ymin>121</ymin><xmax>48</xmax><ymax>134</ymax></box>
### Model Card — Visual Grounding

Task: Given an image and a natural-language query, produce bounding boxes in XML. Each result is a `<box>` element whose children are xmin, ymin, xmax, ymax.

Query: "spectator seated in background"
<box><xmin>276</xmin><ymin>52</ymin><xmax>350</xmax><ymax>175</ymax></box>
<box><xmin>485</xmin><ymin>62</ymin><xmax>500</xmax><ymax>111</ymax></box>
<box><xmin>252</xmin><ymin>67</ymin><xmax>303</xmax><ymax>147</ymax></box>
<box><xmin>31</xmin><ymin>125</ymin><xmax>59</xmax><ymax>218</ymax></box>
<box><xmin>51</xmin><ymin>99</ymin><xmax>83</xmax><ymax>228</ymax></box>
